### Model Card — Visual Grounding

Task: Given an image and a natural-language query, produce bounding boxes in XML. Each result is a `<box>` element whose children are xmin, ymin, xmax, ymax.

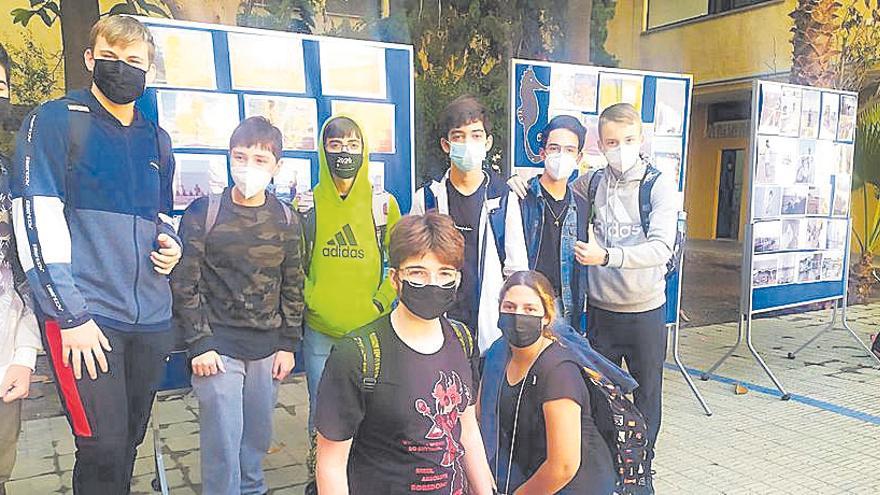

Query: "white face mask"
<box><xmin>231</xmin><ymin>166</ymin><xmax>273</xmax><ymax>199</ymax></box>
<box><xmin>544</xmin><ymin>153</ymin><xmax>577</xmax><ymax>181</ymax></box>
<box><xmin>450</xmin><ymin>141</ymin><xmax>488</xmax><ymax>172</ymax></box>
<box><xmin>604</xmin><ymin>144</ymin><xmax>641</xmax><ymax>175</ymax></box>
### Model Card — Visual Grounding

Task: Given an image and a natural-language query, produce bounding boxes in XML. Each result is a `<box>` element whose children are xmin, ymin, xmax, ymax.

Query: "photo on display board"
<box><xmin>243</xmin><ymin>95</ymin><xmax>318</xmax><ymax>151</ymax></box>
<box><xmin>752</xmin><ymin>254</ymin><xmax>779</xmax><ymax>287</ymax></box>
<box><xmin>654</xmin><ymin>78</ymin><xmax>688</xmax><ymax>136</ymax></box>
<box><xmin>320</xmin><ymin>40</ymin><xmax>387</xmax><ymax>99</ymax></box>
<box><xmin>777</xmin><ymin>253</ymin><xmax>798</xmax><ymax>284</ymax></box>
<box><xmin>800</xmin><ymin>89</ymin><xmax>821</xmax><ymax>139</ymax></box>
<box><xmin>797</xmin><ymin>252</ymin><xmax>823</xmax><ymax>283</ymax></box>
<box><xmin>753</xmin><ymin>185</ymin><xmax>782</xmax><ymax>218</ymax></box>
<box><xmin>779</xmin><ymin>86</ymin><xmax>803</xmax><ymax>137</ymax></box>
<box><xmin>819</xmin><ymin>92</ymin><xmax>840</xmax><ymax>141</ymax></box>
<box><xmin>548</xmin><ymin>65</ymin><xmax>599</xmax><ymax>113</ymax></box>
<box><xmin>780</xmin><ymin>219</ymin><xmax>800</xmax><ymax>250</ymax></box>
<box><xmin>640</xmin><ymin>123</ymin><xmax>655</xmax><ymax>158</ymax></box>
<box><xmin>837</xmin><ymin>95</ymin><xmax>857</xmax><ymax>142</ymax></box>
<box><xmin>172</xmin><ymin>153</ymin><xmax>228</xmax><ymax>210</ymax></box>
<box><xmin>826</xmin><ymin>219</ymin><xmax>848</xmax><ymax>250</ymax></box>
<box><xmin>652</xmin><ymin>137</ymin><xmax>683</xmax><ymax>181</ymax></box>
<box><xmin>802</xmin><ymin>218</ymin><xmax>827</xmax><ymax>250</ymax></box>
<box><xmin>758</xmin><ymin>83</ymin><xmax>782</xmax><ymax>135</ymax></box>
<box><xmin>813</xmin><ymin>140</ymin><xmax>835</xmax><ymax>185</ymax></box>
<box><xmin>821</xmin><ymin>251</ymin><xmax>845</xmax><ymax>281</ymax></box>
<box><xmin>273</xmin><ymin>158</ymin><xmax>312</xmax><ymax>204</ymax></box>
<box><xmin>598</xmin><ymin>73</ymin><xmax>644</xmax><ymax>112</ymax></box>
<box><xmin>228</xmin><ymin>32</ymin><xmax>306</xmax><ymax>93</ymax></box>
<box><xmin>579</xmin><ymin>114</ymin><xmax>608</xmax><ymax>172</ymax></box>
<box><xmin>157</xmin><ymin>90</ymin><xmax>240</xmax><ymax>149</ymax></box>
<box><xmin>795</xmin><ymin>139</ymin><xmax>816</xmax><ymax>184</ymax></box>
<box><xmin>148</xmin><ymin>26</ymin><xmax>216</xmax><ymax>89</ymax></box>
<box><xmin>775</xmin><ymin>138</ymin><xmax>799</xmax><ymax>185</ymax></box>
<box><xmin>331</xmin><ymin>100</ymin><xmax>396</xmax><ymax>154</ymax></box>
<box><xmin>369</xmin><ymin>161</ymin><xmax>386</xmax><ymax>193</ymax></box>
<box><xmin>755</xmin><ymin>137</ymin><xmax>777</xmax><ymax>183</ymax></box>
<box><xmin>806</xmin><ymin>185</ymin><xmax>830</xmax><ymax>215</ymax></box>
<box><xmin>753</xmin><ymin>220</ymin><xmax>782</xmax><ymax>253</ymax></box>
<box><xmin>781</xmin><ymin>186</ymin><xmax>808</xmax><ymax>215</ymax></box>
<box><xmin>832</xmin><ymin>174</ymin><xmax>851</xmax><ymax>216</ymax></box>
<box><xmin>835</xmin><ymin>143</ymin><xmax>854</xmax><ymax>175</ymax></box>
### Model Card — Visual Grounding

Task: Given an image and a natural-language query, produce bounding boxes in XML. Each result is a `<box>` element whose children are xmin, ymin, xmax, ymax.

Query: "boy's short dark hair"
<box><xmin>389</xmin><ymin>213</ymin><xmax>464</xmax><ymax>270</ymax></box>
<box><xmin>323</xmin><ymin>116</ymin><xmax>363</xmax><ymax>144</ymax></box>
<box><xmin>438</xmin><ymin>95</ymin><xmax>491</xmax><ymax>137</ymax></box>
<box><xmin>229</xmin><ymin>116</ymin><xmax>283</xmax><ymax>161</ymax></box>
<box><xmin>540</xmin><ymin>115</ymin><xmax>586</xmax><ymax>151</ymax></box>
<box><xmin>0</xmin><ymin>43</ymin><xmax>10</xmax><ymax>85</ymax></box>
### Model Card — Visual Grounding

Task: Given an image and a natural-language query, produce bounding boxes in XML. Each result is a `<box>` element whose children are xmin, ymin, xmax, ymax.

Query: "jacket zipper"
<box><xmin>127</xmin><ymin>131</ymin><xmax>142</xmax><ymax>324</ymax></box>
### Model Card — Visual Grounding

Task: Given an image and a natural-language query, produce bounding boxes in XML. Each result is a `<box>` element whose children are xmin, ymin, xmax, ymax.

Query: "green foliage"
<box><xmin>5</xmin><ymin>37</ymin><xmax>62</xmax><ymax>106</ymax></box>
<box><xmin>104</xmin><ymin>0</ymin><xmax>172</xmax><ymax>17</ymax></box>
<box><xmin>590</xmin><ymin>0</ymin><xmax>619</xmax><ymax>67</ymax></box>
<box><xmin>237</xmin><ymin>0</ymin><xmax>316</xmax><ymax>34</ymax></box>
<box><xmin>853</xmin><ymin>95</ymin><xmax>880</xmax><ymax>254</ymax></box>
<box><xmin>11</xmin><ymin>0</ymin><xmax>170</xmax><ymax>27</ymax></box>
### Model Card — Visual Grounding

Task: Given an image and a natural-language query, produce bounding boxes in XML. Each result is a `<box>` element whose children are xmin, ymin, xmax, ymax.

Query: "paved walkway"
<box><xmin>6</xmin><ymin>303</ymin><xmax>880</xmax><ymax>494</ymax></box>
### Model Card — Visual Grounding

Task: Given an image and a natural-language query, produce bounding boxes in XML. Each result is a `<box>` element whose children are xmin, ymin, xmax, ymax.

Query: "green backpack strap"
<box><xmin>448</xmin><ymin>319</ymin><xmax>474</xmax><ymax>359</ymax></box>
<box><xmin>353</xmin><ymin>331</ymin><xmax>381</xmax><ymax>394</ymax></box>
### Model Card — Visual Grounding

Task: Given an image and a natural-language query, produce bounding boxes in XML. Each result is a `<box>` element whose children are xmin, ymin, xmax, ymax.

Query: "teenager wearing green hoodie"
<box><xmin>301</xmin><ymin>115</ymin><xmax>401</xmax><ymax>434</ymax></box>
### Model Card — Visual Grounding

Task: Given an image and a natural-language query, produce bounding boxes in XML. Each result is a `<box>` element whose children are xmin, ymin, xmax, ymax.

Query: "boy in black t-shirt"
<box><xmin>315</xmin><ymin>213</ymin><xmax>494</xmax><ymax>495</ymax></box>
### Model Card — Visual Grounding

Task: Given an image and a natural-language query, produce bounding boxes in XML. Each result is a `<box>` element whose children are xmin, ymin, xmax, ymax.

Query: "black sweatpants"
<box><xmin>586</xmin><ymin>304</ymin><xmax>667</xmax><ymax>463</ymax></box>
<box><xmin>40</xmin><ymin>319</ymin><xmax>173</xmax><ymax>494</ymax></box>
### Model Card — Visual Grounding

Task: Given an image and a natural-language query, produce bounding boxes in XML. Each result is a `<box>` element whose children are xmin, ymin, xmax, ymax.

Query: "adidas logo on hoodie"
<box><xmin>323</xmin><ymin>224</ymin><xmax>366</xmax><ymax>259</ymax></box>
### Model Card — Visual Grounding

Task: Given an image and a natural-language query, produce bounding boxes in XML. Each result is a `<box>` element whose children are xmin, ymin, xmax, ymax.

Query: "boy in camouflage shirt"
<box><xmin>171</xmin><ymin>117</ymin><xmax>304</xmax><ymax>495</ymax></box>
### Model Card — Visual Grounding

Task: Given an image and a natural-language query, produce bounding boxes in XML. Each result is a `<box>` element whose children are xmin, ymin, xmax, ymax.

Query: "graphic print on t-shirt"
<box><xmin>410</xmin><ymin>370</ymin><xmax>470</xmax><ymax>494</ymax></box>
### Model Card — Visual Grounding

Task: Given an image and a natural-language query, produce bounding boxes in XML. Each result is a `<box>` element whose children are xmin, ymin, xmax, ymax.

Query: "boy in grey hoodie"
<box><xmin>571</xmin><ymin>103</ymin><xmax>678</xmax><ymax>495</ymax></box>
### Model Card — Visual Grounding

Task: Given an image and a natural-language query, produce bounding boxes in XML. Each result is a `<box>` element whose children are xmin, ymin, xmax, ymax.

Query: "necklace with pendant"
<box><xmin>543</xmin><ymin>197</ymin><xmax>566</xmax><ymax>227</ymax></box>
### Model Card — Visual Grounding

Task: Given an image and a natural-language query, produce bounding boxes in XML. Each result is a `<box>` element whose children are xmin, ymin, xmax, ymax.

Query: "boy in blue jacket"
<box><xmin>10</xmin><ymin>16</ymin><xmax>181</xmax><ymax>494</ymax></box>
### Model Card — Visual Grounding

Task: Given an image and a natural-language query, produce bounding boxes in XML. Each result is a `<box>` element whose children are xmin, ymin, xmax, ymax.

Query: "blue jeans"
<box><xmin>302</xmin><ymin>325</ymin><xmax>340</xmax><ymax>434</ymax></box>
<box><xmin>192</xmin><ymin>354</ymin><xmax>279</xmax><ymax>495</ymax></box>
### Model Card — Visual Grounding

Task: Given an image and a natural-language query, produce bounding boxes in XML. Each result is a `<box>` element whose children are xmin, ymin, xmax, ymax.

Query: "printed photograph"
<box><xmin>795</xmin><ymin>138</ymin><xmax>815</xmax><ymax>184</ymax></box>
<box><xmin>157</xmin><ymin>90</ymin><xmax>241</xmax><ymax>149</ymax></box>
<box><xmin>821</xmin><ymin>251</ymin><xmax>845</xmax><ymax>281</ymax></box>
<box><xmin>755</xmin><ymin>137</ymin><xmax>776</xmax><ymax>184</ymax></box>
<box><xmin>244</xmin><ymin>95</ymin><xmax>318</xmax><ymax>151</ymax></box>
<box><xmin>826</xmin><ymin>219</ymin><xmax>848</xmax><ymax>250</ymax></box>
<box><xmin>320</xmin><ymin>40</ymin><xmax>387</xmax><ymax>99</ymax></box>
<box><xmin>331</xmin><ymin>100</ymin><xmax>396</xmax><ymax>153</ymax></box>
<box><xmin>813</xmin><ymin>140</ymin><xmax>835</xmax><ymax>186</ymax></box>
<box><xmin>273</xmin><ymin>158</ymin><xmax>312</xmax><ymax>204</ymax></box>
<box><xmin>598</xmin><ymin>72</ymin><xmax>644</xmax><ymax>113</ymax></box>
<box><xmin>753</xmin><ymin>186</ymin><xmax>782</xmax><ymax>219</ymax></box>
<box><xmin>781</xmin><ymin>219</ymin><xmax>800</xmax><ymax>250</ymax></box>
<box><xmin>654</xmin><ymin>78</ymin><xmax>688</xmax><ymax>136</ymax></box>
<box><xmin>819</xmin><ymin>92</ymin><xmax>840</xmax><ymax>141</ymax></box>
<box><xmin>837</xmin><ymin>94</ymin><xmax>857</xmax><ymax>142</ymax></box>
<box><xmin>758</xmin><ymin>82</ymin><xmax>782</xmax><ymax>135</ymax></box>
<box><xmin>781</xmin><ymin>186</ymin><xmax>808</xmax><ymax>215</ymax></box>
<box><xmin>779</xmin><ymin>86</ymin><xmax>802</xmax><ymax>137</ymax></box>
<box><xmin>369</xmin><ymin>161</ymin><xmax>386</xmax><ymax>193</ymax></box>
<box><xmin>832</xmin><ymin>174</ymin><xmax>851</xmax><ymax>216</ymax></box>
<box><xmin>797</xmin><ymin>252</ymin><xmax>823</xmax><ymax>283</ymax></box>
<box><xmin>549</xmin><ymin>64</ymin><xmax>599</xmax><ymax>113</ymax></box>
<box><xmin>806</xmin><ymin>185</ymin><xmax>830</xmax><ymax>216</ymax></box>
<box><xmin>652</xmin><ymin>137</ymin><xmax>683</xmax><ymax>185</ymax></box>
<box><xmin>800</xmin><ymin>89</ymin><xmax>821</xmax><ymax>139</ymax></box>
<box><xmin>835</xmin><ymin>143</ymin><xmax>854</xmax><ymax>175</ymax></box>
<box><xmin>777</xmin><ymin>254</ymin><xmax>798</xmax><ymax>285</ymax></box>
<box><xmin>228</xmin><ymin>32</ymin><xmax>306</xmax><ymax>93</ymax></box>
<box><xmin>172</xmin><ymin>153</ymin><xmax>229</xmax><ymax>210</ymax></box>
<box><xmin>802</xmin><ymin>218</ymin><xmax>827</xmax><ymax>250</ymax></box>
<box><xmin>753</xmin><ymin>220</ymin><xmax>782</xmax><ymax>253</ymax></box>
<box><xmin>774</xmin><ymin>138</ymin><xmax>799</xmax><ymax>185</ymax></box>
<box><xmin>752</xmin><ymin>254</ymin><xmax>779</xmax><ymax>287</ymax></box>
<box><xmin>148</xmin><ymin>26</ymin><xmax>216</xmax><ymax>89</ymax></box>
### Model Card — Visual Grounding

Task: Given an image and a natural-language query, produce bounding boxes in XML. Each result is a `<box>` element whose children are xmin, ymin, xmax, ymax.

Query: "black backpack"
<box><xmin>587</xmin><ymin>165</ymin><xmax>684</xmax><ymax>279</ymax></box>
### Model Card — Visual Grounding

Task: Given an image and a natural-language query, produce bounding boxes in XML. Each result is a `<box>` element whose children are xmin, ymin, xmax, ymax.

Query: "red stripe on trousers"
<box><xmin>44</xmin><ymin>320</ymin><xmax>93</xmax><ymax>437</ymax></box>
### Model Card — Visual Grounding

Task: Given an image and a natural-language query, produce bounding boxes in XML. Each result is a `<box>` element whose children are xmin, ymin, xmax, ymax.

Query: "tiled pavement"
<box><xmin>6</xmin><ymin>303</ymin><xmax>880</xmax><ymax>494</ymax></box>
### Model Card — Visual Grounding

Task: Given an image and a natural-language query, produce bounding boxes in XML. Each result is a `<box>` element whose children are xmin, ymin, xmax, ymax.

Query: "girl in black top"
<box><xmin>484</xmin><ymin>271</ymin><xmax>616</xmax><ymax>495</ymax></box>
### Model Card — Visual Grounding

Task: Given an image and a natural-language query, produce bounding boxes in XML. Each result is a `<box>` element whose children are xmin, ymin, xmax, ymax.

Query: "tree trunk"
<box><xmin>565</xmin><ymin>0</ymin><xmax>592</xmax><ymax>64</ymax></box>
<box><xmin>60</xmin><ymin>0</ymin><xmax>100</xmax><ymax>91</ymax></box>
<box><xmin>169</xmin><ymin>0</ymin><xmax>241</xmax><ymax>25</ymax></box>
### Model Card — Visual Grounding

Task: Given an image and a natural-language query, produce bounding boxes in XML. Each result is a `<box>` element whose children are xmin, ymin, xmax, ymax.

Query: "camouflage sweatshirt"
<box><xmin>171</xmin><ymin>188</ymin><xmax>305</xmax><ymax>359</ymax></box>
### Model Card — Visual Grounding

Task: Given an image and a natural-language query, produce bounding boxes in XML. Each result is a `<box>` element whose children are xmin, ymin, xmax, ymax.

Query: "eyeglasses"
<box><xmin>398</xmin><ymin>267</ymin><xmax>459</xmax><ymax>288</ymax></box>
<box><xmin>325</xmin><ymin>139</ymin><xmax>363</xmax><ymax>153</ymax></box>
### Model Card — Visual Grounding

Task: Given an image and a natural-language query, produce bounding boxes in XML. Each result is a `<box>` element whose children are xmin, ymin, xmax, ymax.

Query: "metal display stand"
<box><xmin>700</xmin><ymin>81</ymin><xmax>878</xmax><ymax>398</ymax></box>
<box><xmin>669</xmin><ymin>213</ymin><xmax>713</xmax><ymax>416</ymax></box>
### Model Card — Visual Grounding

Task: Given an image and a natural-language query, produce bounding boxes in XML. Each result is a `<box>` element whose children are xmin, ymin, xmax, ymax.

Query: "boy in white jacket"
<box><xmin>0</xmin><ymin>43</ymin><xmax>41</xmax><ymax>495</ymax></box>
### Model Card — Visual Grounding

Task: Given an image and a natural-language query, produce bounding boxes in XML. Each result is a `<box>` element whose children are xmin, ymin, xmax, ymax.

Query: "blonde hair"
<box><xmin>598</xmin><ymin>102</ymin><xmax>642</xmax><ymax>137</ymax></box>
<box><xmin>499</xmin><ymin>271</ymin><xmax>558</xmax><ymax>338</ymax></box>
<box><xmin>89</xmin><ymin>15</ymin><xmax>156</xmax><ymax>64</ymax></box>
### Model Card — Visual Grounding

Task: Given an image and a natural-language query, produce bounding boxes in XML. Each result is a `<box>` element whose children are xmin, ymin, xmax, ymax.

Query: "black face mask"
<box><xmin>92</xmin><ymin>58</ymin><xmax>146</xmax><ymax>105</ymax></box>
<box><xmin>326</xmin><ymin>151</ymin><xmax>363</xmax><ymax>179</ymax></box>
<box><xmin>498</xmin><ymin>312</ymin><xmax>544</xmax><ymax>348</ymax></box>
<box><xmin>399</xmin><ymin>279</ymin><xmax>457</xmax><ymax>320</ymax></box>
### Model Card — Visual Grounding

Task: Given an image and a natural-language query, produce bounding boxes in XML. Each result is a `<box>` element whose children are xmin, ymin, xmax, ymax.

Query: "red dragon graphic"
<box><xmin>415</xmin><ymin>370</ymin><xmax>470</xmax><ymax>494</ymax></box>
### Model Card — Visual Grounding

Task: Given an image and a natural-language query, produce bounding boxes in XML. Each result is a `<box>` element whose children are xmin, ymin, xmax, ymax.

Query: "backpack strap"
<box><xmin>448</xmin><ymin>319</ymin><xmax>474</xmax><ymax>359</ymax></box>
<box><xmin>487</xmin><ymin>195</ymin><xmax>508</xmax><ymax>267</ymax></box>
<box><xmin>353</xmin><ymin>331</ymin><xmax>381</xmax><ymax>394</ymax></box>
<box><xmin>424</xmin><ymin>184</ymin><xmax>437</xmax><ymax>212</ymax></box>
<box><xmin>301</xmin><ymin>207</ymin><xmax>317</xmax><ymax>276</ymax></box>
<box><xmin>588</xmin><ymin>168</ymin><xmax>604</xmax><ymax>208</ymax></box>
<box><xmin>204</xmin><ymin>193</ymin><xmax>222</xmax><ymax>235</ymax></box>
<box><xmin>638</xmin><ymin>165</ymin><xmax>661</xmax><ymax>237</ymax></box>
<box><xmin>61</xmin><ymin>99</ymin><xmax>92</xmax><ymax>213</ymax></box>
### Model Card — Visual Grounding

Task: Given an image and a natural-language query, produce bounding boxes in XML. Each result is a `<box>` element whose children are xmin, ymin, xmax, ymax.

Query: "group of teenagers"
<box><xmin>0</xmin><ymin>15</ymin><xmax>682</xmax><ymax>495</ymax></box>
